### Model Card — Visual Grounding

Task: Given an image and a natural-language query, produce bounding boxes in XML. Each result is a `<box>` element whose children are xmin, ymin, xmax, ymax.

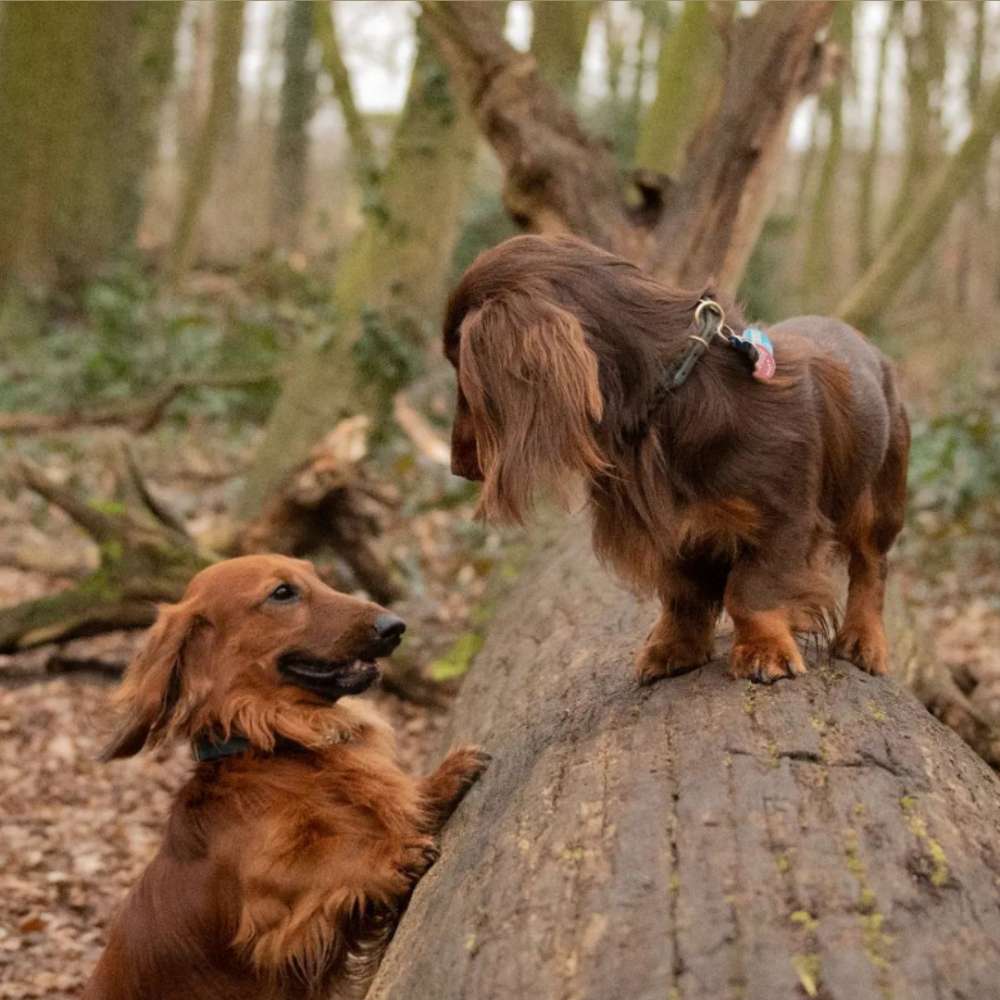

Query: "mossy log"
<box><xmin>0</xmin><ymin>455</ymin><xmax>208</xmax><ymax>653</ymax></box>
<box><xmin>369</xmin><ymin>527</ymin><xmax>1000</xmax><ymax>1000</ymax></box>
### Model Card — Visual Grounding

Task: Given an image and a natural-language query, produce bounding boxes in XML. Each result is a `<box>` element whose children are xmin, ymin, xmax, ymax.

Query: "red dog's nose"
<box><xmin>374</xmin><ymin>614</ymin><xmax>406</xmax><ymax>641</ymax></box>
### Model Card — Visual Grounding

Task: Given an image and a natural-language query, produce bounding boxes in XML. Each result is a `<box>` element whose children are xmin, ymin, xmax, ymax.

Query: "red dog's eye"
<box><xmin>268</xmin><ymin>583</ymin><xmax>300</xmax><ymax>603</ymax></box>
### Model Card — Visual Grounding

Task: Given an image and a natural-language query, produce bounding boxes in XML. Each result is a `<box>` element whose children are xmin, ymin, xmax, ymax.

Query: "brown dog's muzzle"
<box><xmin>279</xmin><ymin>612</ymin><xmax>407</xmax><ymax>701</ymax></box>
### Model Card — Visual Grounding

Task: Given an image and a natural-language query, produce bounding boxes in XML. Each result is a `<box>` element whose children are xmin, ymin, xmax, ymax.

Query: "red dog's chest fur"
<box><xmin>84</xmin><ymin>728</ymin><xmax>428</xmax><ymax>1000</ymax></box>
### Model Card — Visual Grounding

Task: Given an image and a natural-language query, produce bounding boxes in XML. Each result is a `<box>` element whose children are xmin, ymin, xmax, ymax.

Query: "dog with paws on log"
<box><xmin>444</xmin><ymin>235</ymin><xmax>909</xmax><ymax>685</ymax></box>
<box><xmin>83</xmin><ymin>555</ymin><xmax>488</xmax><ymax>1000</ymax></box>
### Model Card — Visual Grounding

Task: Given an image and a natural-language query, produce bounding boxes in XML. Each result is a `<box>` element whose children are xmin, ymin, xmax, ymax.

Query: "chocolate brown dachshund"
<box><xmin>444</xmin><ymin>235</ymin><xmax>909</xmax><ymax>684</ymax></box>
<box><xmin>83</xmin><ymin>555</ymin><xmax>488</xmax><ymax>1000</ymax></box>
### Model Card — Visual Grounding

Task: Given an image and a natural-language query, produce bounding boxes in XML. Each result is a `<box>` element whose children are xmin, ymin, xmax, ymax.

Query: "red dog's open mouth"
<box><xmin>278</xmin><ymin>655</ymin><xmax>381</xmax><ymax>699</ymax></box>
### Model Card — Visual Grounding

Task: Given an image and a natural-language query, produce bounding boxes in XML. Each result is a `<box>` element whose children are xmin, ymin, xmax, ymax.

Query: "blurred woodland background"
<box><xmin>1</xmin><ymin>2</ymin><xmax>1000</xmax><ymax>996</ymax></box>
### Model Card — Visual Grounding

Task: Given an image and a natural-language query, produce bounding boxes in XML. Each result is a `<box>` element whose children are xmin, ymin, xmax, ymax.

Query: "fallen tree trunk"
<box><xmin>369</xmin><ymin>526</ymin><xmax>1000</xmax><ymax>1000</ymax></box>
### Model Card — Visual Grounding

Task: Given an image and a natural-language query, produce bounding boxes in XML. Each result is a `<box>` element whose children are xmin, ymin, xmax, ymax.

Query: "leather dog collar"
<box><xmin>192</xmin><ymin>734</ymin><xmax>254</xmax><ymax>762</ymax></box>
<box><xmin>192</xmin><ymin>734</ymin><xmax>306</xmax><ymax>762</ymax></box>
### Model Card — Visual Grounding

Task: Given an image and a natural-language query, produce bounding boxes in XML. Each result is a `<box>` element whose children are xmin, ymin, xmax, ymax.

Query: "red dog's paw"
<box><xmin>636</xmin><ymin>635</ymin><xmax>714</xmax><ymax>685</ymax></box>
<box><xmin>729</xmin><ymin>637</ymin><xmax>806</xmax><ymax>684</ymax></box>
<box><xmin>443</xmin><ymin>745</ymin><xmax>492</xmax><ymax>787</ymax></box>
<box><xmin>400</xmin><ymin>837</ymin><xmax>440</xmax><ymax>881</ymax></box>
<box><xmin>833</xmin><ymin>621</ymin><xmax>889</xmax><ymax>676</ymax></box>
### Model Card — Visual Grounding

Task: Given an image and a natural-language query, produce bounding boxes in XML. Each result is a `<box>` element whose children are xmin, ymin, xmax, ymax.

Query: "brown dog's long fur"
<box><xmin>445</xmin><ymin>235</ymin><xmax>910</xmax><ymax>684</ymax></box>
<box><xmin>83</xmin><ymin>555</ymin><xmax>487</xmax><ymax>1000</ymax></box>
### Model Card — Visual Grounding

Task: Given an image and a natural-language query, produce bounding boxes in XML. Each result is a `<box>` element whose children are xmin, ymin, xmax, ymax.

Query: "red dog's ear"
<box><xmin>457</xmin><ymin>293</ymin><xmax>606</xmax><ymax>524</ymax></box>
<box><xmin>99</xmin><ymin>602</ymin><xmax>209</xmax><ymax>761</ymax></box>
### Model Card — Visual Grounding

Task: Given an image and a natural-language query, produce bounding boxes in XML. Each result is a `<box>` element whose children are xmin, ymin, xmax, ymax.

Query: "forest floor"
<box><xmin>1</xmin><ymin>276</ymin><xmax>998</xmax><ymax>998</ymax></box>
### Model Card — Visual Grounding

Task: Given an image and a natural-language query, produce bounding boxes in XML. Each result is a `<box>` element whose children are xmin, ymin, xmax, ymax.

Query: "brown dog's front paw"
<box><xmin>729</xmin><ymin>637</ymin><xmax>806</xmax><ymax>684</ymax></box>
<box><xmin>636</xmin><ymin>635</ymin><xmax>713</xmax><ymax>685</ymax></box>
<box><xmin>833</xmin><ymin>622</ymin><xmax>889</xmax><ymax>676</ymax></box>
<box><xmin>400</xmin><ymin>837</ymin><xmax>440</xmax><ymax>881</ymax></box>
<box><xmin>444</xmin><ymin>744</ymin><xmax>492</xmax><ymax>787</ymax></box>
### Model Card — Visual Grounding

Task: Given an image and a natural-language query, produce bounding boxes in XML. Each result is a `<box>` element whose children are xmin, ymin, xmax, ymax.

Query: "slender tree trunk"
<box><xmin>881</xmin><ymin>1</ymin><xmax>948</xmax><ymax>244</ymax></box>
<box><xmin>800</xmin><ymin>0</ymin><xmax>852</xmax><ymax>311</ymax></box>
<box><xmin>955</xmin><ymin>0</ymin><xmax>987</xmax><ymax>310</ymax></box>
<box><xmin>0</xmin><ymin>1</ymin><xmax>180</xmax><ymax>297</ymax></box>
<box><xmin>271</xmin><ymin>0</ymin><xmax>318</xmax><ymax>251</ymax></box>
<box><xmin>368</xmin><ymin>527</ymin><xmax>1000</xmax><ymax>1000</ymax></box>
<box><xmin>314</xmin><ymin>0</ymin><xmax>379</xmax><ymax>192</ymax></box>
<box><xmin>529</xmin><ymin>0</ymin><xmax>595</xmax><ymax>100</ymax></box>
<box><xmin>237</xmin><ymin>14</ymin><xmax>477</xmax><ymax>521</ymax></box>
<box><xmin>836</xmin><ymin>73</ymin><xmax>1000</xmax><ymax>331</ymax></box>
<box><xmin>634</xmin><ymin>0</ymin><xmax>725</xmax><ymax>178</ymax></box>
<box><xmin>628</xmin><ymin>3</ymin><xmax>665</xmax><ymax>132</ymax></box>
<box><xmin>255</xmin><ymin>2</ymin><xmax>287</xmax><ymax>129</ymax></box>
<box><xmin>166</xmin><ymin>1</ymin><xmax>246</xmax><ymax>285</ymax></box>
<box><xmin>856</xmin><ymin>1</ymin><xmax>900</xmax><ymax>274</ymax></box>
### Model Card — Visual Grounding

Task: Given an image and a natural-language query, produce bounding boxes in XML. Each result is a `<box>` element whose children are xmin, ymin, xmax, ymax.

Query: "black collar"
<box><xmin>626</xmin><ymin>299</ymin><xmax>728</xmax><ymax>444</ymax></box>
<box><xmin>192</xmin><ymin>734</ymin><xmax>254</xmax><ymax>762</ymax></box>
<box><xmin>192</xmin><ymin>733</ymin><xmax>311</xmax><ymax>763</ymax></box>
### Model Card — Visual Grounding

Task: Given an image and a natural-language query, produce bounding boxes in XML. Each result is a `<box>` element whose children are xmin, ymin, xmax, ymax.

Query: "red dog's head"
<box><xmin>443</xmin><ymin>235</ymin><xmax>716</xmax><ymax>523</ymax></box>
<box><xmin>101</xmin><ymin>555</ymin><xmax>405</xmax><ymax>760</ymax></box>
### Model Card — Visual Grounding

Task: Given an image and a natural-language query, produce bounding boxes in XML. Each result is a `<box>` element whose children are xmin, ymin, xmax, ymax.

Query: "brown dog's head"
<box><xmin>443</xmin><ymin>235</ymin><xmax>714</xmax><ymax>524</ymax></box>
<box><xmin>100</xmin><ymin>555</ymin><xmax>405</xmax><ymax>760</ymax></box>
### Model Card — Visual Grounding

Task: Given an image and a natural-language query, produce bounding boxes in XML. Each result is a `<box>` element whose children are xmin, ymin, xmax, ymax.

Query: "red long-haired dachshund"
<box><xmin>83</xmin><ymin>555</ymin><xmax>488</xmax><ymax>1000</ymax></box>
<box><xmin>444</xmin><ymin>235</ymin><xmax>909</xmax><ymax>684</ymax></box>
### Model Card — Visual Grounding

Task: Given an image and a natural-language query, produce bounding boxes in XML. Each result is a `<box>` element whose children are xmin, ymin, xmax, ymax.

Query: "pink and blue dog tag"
<box><xmin>729</xmin><ymin>327</ymin><xmax>775</xmax><ymax>381</ymax></box>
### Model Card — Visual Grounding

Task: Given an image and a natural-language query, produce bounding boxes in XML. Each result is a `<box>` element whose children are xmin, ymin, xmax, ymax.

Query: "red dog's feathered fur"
<box><xmin>444</xmin><ymin>235</ymin><xmax>910</xmax><ymax>684</ymax></box>
<box><xmin>83</xmin><ymin>555</ymin><xmax>487</xmax><ymax>1000</ymax></box>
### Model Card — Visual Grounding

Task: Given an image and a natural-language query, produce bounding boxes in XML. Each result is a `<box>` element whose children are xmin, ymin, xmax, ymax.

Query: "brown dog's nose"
<box><xmin>374</xmin><ymin>613</ymin><xmax>406</xmax><ymax>641</ymax></box>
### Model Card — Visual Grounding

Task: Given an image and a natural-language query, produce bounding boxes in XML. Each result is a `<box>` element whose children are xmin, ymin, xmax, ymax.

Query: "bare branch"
<box><xmin>0</xmin><ymin>370</ymin><xmax>277</xmax><ymax>436</ymax></box>
<box><xmin>12</xmin><ymin>458</ymin><xmax>118</xmax><ymax>544</ymax></box>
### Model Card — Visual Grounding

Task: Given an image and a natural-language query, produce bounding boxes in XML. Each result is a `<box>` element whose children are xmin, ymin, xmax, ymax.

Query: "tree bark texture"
<box><xmin>422</xmin><ymin>0</ymin><xmax>832</xmax><ymax>293</ymax></box>
<box><xmin>369</xmin><ymin>526</ymin><xmax>1000</xmax><ymax>1000</ymax></box>
<box><xmin>0</xmin><ymin>1</ymin><xmax>180</xmax><ymax>295</ymax></box>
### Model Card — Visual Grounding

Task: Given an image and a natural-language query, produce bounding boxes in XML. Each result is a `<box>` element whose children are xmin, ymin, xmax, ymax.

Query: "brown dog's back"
<box><xmin>768</xmin><ymin>315</ymin><xmax>902</xmax><ymax>524</ymax></box>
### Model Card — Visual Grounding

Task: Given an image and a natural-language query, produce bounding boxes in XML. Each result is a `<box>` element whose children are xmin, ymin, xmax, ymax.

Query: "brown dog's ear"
<box><xmin>99</xmin><ymin>602</ymin><xmax>208</xmax><ymax>761</ymax></box>
<box><xmin>457</xmin><ymin>292</ymin><xmax>607</xmax><ymax>524</ymax></box>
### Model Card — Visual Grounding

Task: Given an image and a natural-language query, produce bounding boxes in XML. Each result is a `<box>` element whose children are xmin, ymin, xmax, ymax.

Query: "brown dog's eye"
<box><xmin>267</xmin><ymin>583</ymin><xmax>300</xmax><ymax>604</ymax></box>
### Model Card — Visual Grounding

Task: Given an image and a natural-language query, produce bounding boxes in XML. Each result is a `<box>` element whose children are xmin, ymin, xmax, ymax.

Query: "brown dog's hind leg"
<box><xmin>834</xmin><ymin>416</ymin><xmax>908</xmax><ymax>675</ymax></box>
<box><xmin>637</xmin><ymin>561</ymin><xmax>723</xmax><ymax>685</ymax></box>
<box><xmin>419</xmin><ymin>745</ymin><xmax>491</xmax><ymax>832</ymax></box>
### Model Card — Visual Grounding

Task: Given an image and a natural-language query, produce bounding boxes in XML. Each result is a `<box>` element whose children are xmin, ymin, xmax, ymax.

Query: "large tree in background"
<box><xmin>421</xmin><ymin>0</ymin><xmax>831</xmax><ymax>293</ymax></box>
<box><xmin>237</xmin><ymin>11</ymin><xmax>478</xmax><ymax>521</ymax></box>
<box><xmin>0</xmin><ymin>1</ymin><xmax>180</xmax><ymax>303</ymax></box>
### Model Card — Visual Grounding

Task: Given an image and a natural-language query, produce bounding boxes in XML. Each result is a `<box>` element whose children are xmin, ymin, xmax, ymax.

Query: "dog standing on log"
<box><xmin>444</xmin><ymin>235</ymin><xmax>909</xmax><ymax>684</ymax></box>
<box><xmin>83</xmin><ymin>555</ymin><xmax>488</xmax><ymax>1000</ymax></box>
